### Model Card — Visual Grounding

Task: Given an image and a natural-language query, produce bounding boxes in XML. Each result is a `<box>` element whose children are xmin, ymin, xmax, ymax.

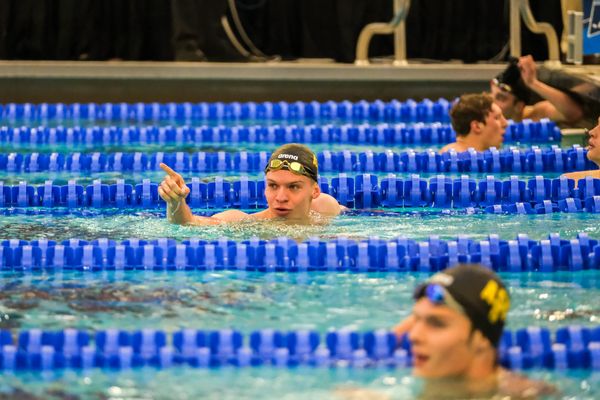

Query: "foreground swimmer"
<box><xmin>439</xmin><ymin>93</ymin><xmax>508</xmax><ymax>154</ymax></box>
<box><xmin>393</xmin><ymin>264</ymin><xmax>556</xmax><ymax>399</ymax></box>
<box><xmin>159</xmin><ymin>143</ymin><xmax>344</xmax><ymax>225</ymax></box>
<box><xmin>563</xmin><ymin>116</ymin><xmax>600</xmax><ymax>184</ymax></box>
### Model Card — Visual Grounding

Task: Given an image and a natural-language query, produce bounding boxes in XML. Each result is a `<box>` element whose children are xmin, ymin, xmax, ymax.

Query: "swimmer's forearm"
<box><xmin>167</xmin><ymin>201</ymin><xmax>223</xmax><ymax>226</ymax></box>
<box><xmin>166</xmin><ymin>200</ymin><xmax>194</xmax><ymax>225</ymax></box>
<box><xmin>528</xmin><ymin>80</ymin><xmax>583</xmax><ymax>123</ymax></box>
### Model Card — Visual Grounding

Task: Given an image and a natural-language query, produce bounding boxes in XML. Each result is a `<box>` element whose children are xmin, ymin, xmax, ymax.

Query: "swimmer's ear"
<box><xmin>470</xmin><ymin>330</ymin><xmax>491</xmax><ymax>353</ymax></box>
<box><xmin>312</xmin><ymin>182</ymin><xmax>321</xmax><ymax>199</ymax></box>
<box><xmin>470</xmin><ymin>120</ymin><xmax>483</xmax><ymax>134</ymax></box>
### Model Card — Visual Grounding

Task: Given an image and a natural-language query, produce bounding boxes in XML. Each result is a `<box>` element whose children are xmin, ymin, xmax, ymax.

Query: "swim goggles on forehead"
<box><xmin>424</xmin><ymin>284</ymin><xmax>466</xmax><ymax>315</ymax></box>
<box><xmin>491</xmin><ymin>78</ymin><xmax>513</xmax><ymax>93</ymax></box>
<box><xmin>265</xmin><ymin>159</ymin><xmax>315</xmax><ymax>178</ymax></box>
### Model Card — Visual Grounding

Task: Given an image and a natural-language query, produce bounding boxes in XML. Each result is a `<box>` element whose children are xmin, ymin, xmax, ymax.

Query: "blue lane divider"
<box><xmin>0</xmin><ymin>146</ymin><xmax>594</xmax><ymax>174</ymax></box>
<box><xmin>0</xmin><ymin>234</ymin><xmax>598</xmax><ymax>272</ymax></box>
<box><xmin>0</xmin><ymin>119</ymin><xmax>560</xmax><ymax>146</ymax></box>
<box><xmin>1</xmin><ymin>325</ymin><xmax>598</xmax><ymax>370</ymax></box>
<box><xmin>2</xmin><ymin>175</ymin><xmax>599</xmax><ymax>211</ymax></box>
<box><xmin>1</xmin><ymin>99</ymin><xmax>452</xmax><ymax>124</ymax></box>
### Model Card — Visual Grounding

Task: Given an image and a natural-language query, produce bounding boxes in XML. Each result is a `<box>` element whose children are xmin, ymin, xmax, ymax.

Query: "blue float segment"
<box><xmin>403</xmin><ymin>174</ymin><xmax>430</xmax><ymax>207</ymax></box>
<box><xmin>515</xmin><ymin>327</ymin><xmax>552</xmax><ymax>367</ymax></box>
<box><xmin>575</xmin><ymin>176</ymin><xmax>600</xmax><ymax>200</ymax></box>
<box><xmin>379</xmin><ymin>174</ymin><xmax>403</xmax><ymax>207</ymax></box>
<box><xmin>354</xmin><ymin>174</ymin><xmax>379</xmax><ymax>208</ymax></box>
<box><xmin>331</xmin><ymin>173</ymin><xmax>355</xmax><ymax>207</ymax></box>
<box><xmin>326</xmin><ymin>329</ymin><xmax>360</xmax><ymax>359</ymax></box>
<box><xmin>452</xmin><ymin>175</ymin><xmax>477</xmax><ymax>207</ymax></box>
<box><xmin>557</xmin><ymin>198</ymin><xmax>584</xmax><ymax>213</ymax></box>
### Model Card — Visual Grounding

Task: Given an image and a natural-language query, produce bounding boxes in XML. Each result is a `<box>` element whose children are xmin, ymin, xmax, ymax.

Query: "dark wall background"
<box><xmin>0</xmin><ymin>0</ymin><xmax>562</xmax><ymax>62</ymax></box>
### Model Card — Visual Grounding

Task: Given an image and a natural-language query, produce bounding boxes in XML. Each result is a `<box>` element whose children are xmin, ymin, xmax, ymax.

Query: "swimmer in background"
<box><xmin>491</xmin><ymin>55</ymin><xmax>583</xmax><ymax>125</ymax></box>
<box><xmin>159</xmin><ymin>143</ymin><xmax>344</xmax><ymax>225</ymax></box>
<box><xmin>392</xmin><ymin>264</ymin><xmax>556</xmax><ymax>399</ymax></box>
<box><xmin>563</xmin><ymin>116</ymin><xmax>600</xmax><ymax>183</ymax></box>
<box><xmin>439</xmin><ymin>93</ymin><xmax>508</xmax><ymax>154</ymax></box>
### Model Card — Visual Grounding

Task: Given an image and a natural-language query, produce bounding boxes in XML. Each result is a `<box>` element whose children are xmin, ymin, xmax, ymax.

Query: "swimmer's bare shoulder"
<box><xmin>439</xmin><ymin>142</ymin><xmax>466</xmax><ymax>154</ymax></box>
<box><xmin>312</xmin><ymin>193</ymin><xmax>346</xmax><ymax>216</ymax></box>
<box><xmin>498</xmin><ymin>369</ymin><xmax>558</xmax><ymax>399</ymax></box>
<box><xmin>562</xmin><ymin>170</ymin><xmax>600</xmax><ymax>187</ymax></box>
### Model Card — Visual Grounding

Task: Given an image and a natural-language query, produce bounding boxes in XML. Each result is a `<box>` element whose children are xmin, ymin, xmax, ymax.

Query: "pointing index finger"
<box><xmin>160</xmin><ymin>163</ymin><xmax>180</xmax><ymax>178</ymax></box>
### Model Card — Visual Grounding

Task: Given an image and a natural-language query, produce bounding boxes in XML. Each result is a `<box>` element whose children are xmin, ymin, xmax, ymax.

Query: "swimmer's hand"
<box><xmin>518</xmin><ymin>55</ymin><xmax>538</xmax><ymax>87</ymax></box>
<box><xmin>158</xmin><ymin>163</ymin><xmax>237</xmax><ymax>226</ymax></box>
<box><xmin>158</xmin><ymin>163</ymin><xmax>190</xmax><ymax>207</ymax></box>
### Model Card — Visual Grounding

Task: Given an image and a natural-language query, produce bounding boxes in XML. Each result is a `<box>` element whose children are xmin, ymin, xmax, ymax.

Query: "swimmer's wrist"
<box><xmin>169</xmin><ymin>200</ymin><xmax>183</xmax><ymax>216</ymax></box>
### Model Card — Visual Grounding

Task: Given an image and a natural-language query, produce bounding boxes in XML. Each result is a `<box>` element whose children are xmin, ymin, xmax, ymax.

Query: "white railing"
<box><xmin>354</xmin><ymin>0</ymin><xmax>410</xmax><ymax>66</ymax></box>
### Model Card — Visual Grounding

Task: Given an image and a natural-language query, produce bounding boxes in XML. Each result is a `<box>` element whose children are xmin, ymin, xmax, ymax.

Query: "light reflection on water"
<box><xmin>0</xmin><ymin>367</ymin><xmax>596</xmax><ymax>399</ymax></box>
<box><xmin>1</xmin><ymin>209</ymin><xmax>599</xmax><ymax>242</ymax></box>
<box><xmin>0</xmin><ymin>271</ymin><xmax>598</xmax><ymax>332</ymax></box>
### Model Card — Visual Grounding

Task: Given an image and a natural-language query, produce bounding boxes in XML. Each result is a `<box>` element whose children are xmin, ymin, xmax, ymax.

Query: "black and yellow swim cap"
<box><xmin>265</xmin><ymin>143</ymin><xmax>319</xmax><ymax>183</ymax></box>
<box><xmin>414</xmin><ymin>264</ymin><xmax>510</xmax><ymax>347</ymax></box>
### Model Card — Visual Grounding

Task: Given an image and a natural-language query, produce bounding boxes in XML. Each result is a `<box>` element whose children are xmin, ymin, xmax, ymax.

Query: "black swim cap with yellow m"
<box><xmin>414</xmin><ymin>264</ymin><xmax>510</xmax><ymax>347</ymax></box>
<box><xmin>265</xmin><ymin>143</ymin><xmax>319</xmax><ymax>183</ymax></box>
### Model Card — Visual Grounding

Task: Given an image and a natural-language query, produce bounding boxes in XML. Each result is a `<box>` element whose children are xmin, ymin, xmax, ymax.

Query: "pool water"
<box><xmin>1</xmin><ymin>210</ymin><xmax>599</xmax><ymax>242</ymax></box>
<box><xmin>0</xmin><ymin>368</ymin><xmax>597</xmax><ymax>400</ymax></box>
<box><xmin>0</xmin><ymin>271</ymin><xmax>598</xmax><ymax>332</ymax></box>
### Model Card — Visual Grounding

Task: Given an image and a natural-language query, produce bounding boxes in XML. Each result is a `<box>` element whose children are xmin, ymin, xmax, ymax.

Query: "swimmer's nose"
<box><xmin>274</xmin><ymin>187</ymin><xmax>288</xmax><ymax>202</ymax></box>
<box><xmin>408</xmin><ymin>320</ymin><xmax>425</xmax><ymax>345</ymax></box>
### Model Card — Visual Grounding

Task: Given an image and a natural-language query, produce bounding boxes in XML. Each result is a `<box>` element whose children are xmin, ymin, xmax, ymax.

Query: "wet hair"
<box><xmin>265</xmin><ymin>143</ymin><xmax>319</xmax><ymax>183</ymax></box>
<box><xmin>450</xmin><ymin>93</ymin><xmax>494</xmax><ymax>136</ymax></box>
<box><xmin>494</xmin><ymin>57</ymin><xmax>531</xmax><ymax>103</ymax></box>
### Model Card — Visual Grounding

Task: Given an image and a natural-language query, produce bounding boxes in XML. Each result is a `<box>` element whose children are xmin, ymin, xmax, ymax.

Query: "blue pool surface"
<box><xmin>0</xmin><ymin>367</ymin><xmax>597</xmax><ymax>399</ymax></box>
<box><xmin>1</xmin><ymin>210</ymin><xmax>599</xmax><ymax>242</ymax></box>
<box><xmin>0</xmin><ymin>270</ymin><xmax>597</xmax><ymax>332</ymax></box>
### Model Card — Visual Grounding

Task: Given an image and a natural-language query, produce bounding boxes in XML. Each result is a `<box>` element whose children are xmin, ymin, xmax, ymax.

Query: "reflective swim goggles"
<box><xmin>491</xmin><ymin>78</ymin><xmax>513</xmax><ymax>93</ymax></box>
<box><xmin>424</xmin><ymin>284</ymin><xmax>466</xmax><ymax>315</ymax></box>
<box><xmin>265</xmin><ymin>159</ymin><xmax>316</xmax><ymax>179</ymax></box>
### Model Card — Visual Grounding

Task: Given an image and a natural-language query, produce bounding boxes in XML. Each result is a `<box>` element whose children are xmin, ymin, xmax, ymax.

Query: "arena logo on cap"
<box><xmin>277</xmin><ymin>154</ymin><xmax>298</xmax><ymax>161</ymax></box>
<box><xmin>479</xmin><ymin>280</ymin><xmax>510</xmax><ymax>323</ymax></box>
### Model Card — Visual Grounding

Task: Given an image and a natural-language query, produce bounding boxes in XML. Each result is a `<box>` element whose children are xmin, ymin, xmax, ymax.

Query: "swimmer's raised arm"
<box><xmin>158</xmin><ymin>163</ymin><xmax>250</xmax><ymax>226</ymax></box>
<box><xmin>519</xmin><ymin>55</ymin><xmax>583</xmax><ymax>124</ymax></box>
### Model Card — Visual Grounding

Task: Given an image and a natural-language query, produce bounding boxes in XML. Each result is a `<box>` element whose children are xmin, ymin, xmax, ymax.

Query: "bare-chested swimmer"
<box><xmin>159</xmin><ymin>143</ymin><xmax>344</xmax><ymax>226</ymax></box>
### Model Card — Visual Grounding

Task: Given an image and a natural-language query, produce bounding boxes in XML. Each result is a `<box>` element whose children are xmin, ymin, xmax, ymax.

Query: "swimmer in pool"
<box><xmin>491</xmin><ymin>55</ymin><xmax>583</xmax><ymax>125</ymax></box>
<box><xmin>159</xmin><ymin>143</ymin><xmax>344</xmax><ymax>225</ymax></box>
<box><xmin>392</xmin><ymin>264</ymin><xmax>556</xmax><ymax>399</ymax></box>
<box><xmin>563</xmin><ymin>116</ymin><xmax>600</xmax><ymax>184</ymax></box>
<box><xmin>439</xmin><ymin>93</ymin><xmax>508</xmax><ymax>154</ymax></box>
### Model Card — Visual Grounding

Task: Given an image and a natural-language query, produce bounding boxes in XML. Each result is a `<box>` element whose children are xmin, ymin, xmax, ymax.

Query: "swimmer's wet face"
<box><xmin>409</xmin><ymin>296</ymin><xmax>480</xmax><ymax>378</ymax></box>
<box><xmin>265</xmin><ymin>169</ymin><xmax>320</xmax><ymax>220</ymax></box>
<box><xmin>480</xmin><ymin>103</ymin><xmax>508</xmax><ymax>149</ymax></box>
<box><xmin>408</xmin><ymin>265</ymin><xmax>510</xmax><ymax>379</ymax></box>
<box><xmin>490</xmin><ymin>81</ymin><xmax>522</xmax><ymax>121</ymax></box>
